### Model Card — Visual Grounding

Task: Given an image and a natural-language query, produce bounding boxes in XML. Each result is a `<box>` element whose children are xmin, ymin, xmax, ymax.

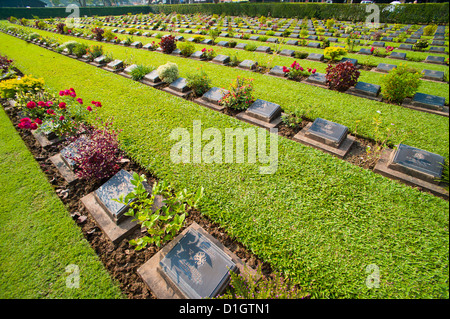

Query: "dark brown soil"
<box><xmin>2</xmin><ymin>99</ymin><xmax>273</xmax><ymax>299</ymax></box>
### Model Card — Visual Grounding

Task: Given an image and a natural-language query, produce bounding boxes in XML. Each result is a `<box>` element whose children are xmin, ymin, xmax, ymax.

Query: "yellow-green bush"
<box><xmin>0</xmin><ymin>74</ymin><xmax>44</xmax><ymax>99</ymax></box>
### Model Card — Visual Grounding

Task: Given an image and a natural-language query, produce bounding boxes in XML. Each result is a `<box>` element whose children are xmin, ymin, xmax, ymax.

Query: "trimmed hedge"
<box><xmin>1</xmin><ymin>3</ymin><xmax>449</xmax><ymax>25</ymax></box>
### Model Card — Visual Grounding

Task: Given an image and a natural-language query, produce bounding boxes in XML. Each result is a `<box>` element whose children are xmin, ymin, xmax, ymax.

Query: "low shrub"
<box><xmin>325</xmin><ymin>61</ymin><xmax>360</xmax><ymax>92</ymax></box>
<box><xmin>186</xmin><ymin>68</ymin><xmax>212</xmax><ymax>97</ymax></box>
<box><xmin>130</xmin><ymin>64</ymin><xmax>155</xmax><ymax>81</ymax></box>
<box><xmin>283</xmin><ymin>61</ymin><xmax>313</xmax><ymax>81</ymax></box>
<box><xmin>177</xmin><ymin>41</ymin><xmax>196</xmax><ymax>57</ymax></box>
<box><xmin>324</xmin><ymin>46</ymin><xmax>347</xmax><ymax>62</ymax></box>
<box><xmin>92</xmin><ymin>27</ymin><xmax>104</xmax><ymax>42</ymax></box>
<box><xmin>381</xmin><ymin>64</ymin><xmax>422</xmax><ymax>104</ymax></box>
<box><xmin>72</xmin><ymin>43</ymin><xmax>89</xmax><ymax>58</ymax></box>
<box><xmin>0</xmin><ymin>74</ymin><xmax>44</xmax><ymax>99</ymax></box>
<box><xmin>159</xmin><ymin>34</ymin><xmax>177</xmax><ymax>54</ymax></box>
<box><xmin>294</xmin><ymin>51</ymin><xmax>309</xmax><ymax>59</ymax></box>
<box><xmin>157</xmin><ymin>62</ymin><xmax>179</xmax><ymax>84</ymax></box>
<box><xmin>219</xmin><ymin>76</ymin><xmax>255</xmax><ymax>111</ymax></box>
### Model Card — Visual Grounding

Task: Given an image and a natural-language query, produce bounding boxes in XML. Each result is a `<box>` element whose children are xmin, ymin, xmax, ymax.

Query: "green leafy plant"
<box><xmin>157</xmin><ymin>62</ymin><xmax>179</xmax><ymax>84</ymax></box>
<box><xmin>115</xmin><ymin>174</ymin><xmax>204</xmax><ymax>250</ymax></box>
<box><xmin>130</xmin><ymin>64</ymin><xmax>155</xmax><ymax>81</ymax></box>
<box><xmin>216</xmin><ymin>265</ymin><xmax>310</xmax><ymax>299</ymax></box>
<box><xmin>178</xmin><ymin>41</ymin><xmax>196</xmax><ymax>57</ymax></box>
<box><xmin>381</xmin><ymin>64</ymin><xmax>422</xmax><ymax>104</ymax></box>
<box><xmin>186</xmin><ymin>67</ymin><xmax>212</xmax><ymax>97</ymax></box>
<box><xmin>219</xmin><ymin>76</ymin><xmax>255</xmax><ymax>111</ymax></box>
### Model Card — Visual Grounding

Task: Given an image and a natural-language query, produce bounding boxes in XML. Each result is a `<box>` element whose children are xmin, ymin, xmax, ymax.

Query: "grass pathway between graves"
<box><xmin>1</xmin><ymin>33</ymin><xmax>448</xmax><ymax>298</ymax></box>
<box><xmin>0</xmin><ymin>103</ymin><xmax>123</xmax><ymax>298</ymax></box>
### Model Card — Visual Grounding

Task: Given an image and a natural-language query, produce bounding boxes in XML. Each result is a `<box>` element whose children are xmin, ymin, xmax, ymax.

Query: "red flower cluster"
<box><xmin>18</xmin><ymin>118</ymin><xmax>38</xmax><ymax>130</ymax></box>
<box><xmin>59</xmin><ymin>87</ymin><xmax>76</xmax><ymax>98</ymax></box>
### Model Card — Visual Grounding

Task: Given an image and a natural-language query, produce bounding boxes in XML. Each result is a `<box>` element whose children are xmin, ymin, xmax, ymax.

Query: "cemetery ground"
<box><xmin>0</xmin><ymin>16</ymin><xmax>449</xmax><ymax>300</ymax></box>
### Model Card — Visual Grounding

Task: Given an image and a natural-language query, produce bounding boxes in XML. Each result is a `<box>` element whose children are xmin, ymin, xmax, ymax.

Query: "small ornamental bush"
<box><xmin>157</xmin><ymin>62</ymin><xmax>179</xmax><ymax>84</ymax></box>
<box><xmin>186</xmin><ymin>68</ymin><xmax>212</xmax><ymax>97</ymax></box>
<box><xmin>381</xmin><ymin>64</ymin><xmax>422</xmax><ymax>104</ymax></box>
<box><xmin>326</xmin><ymin>61</ymin><xmax>360</xmax><ymax>92</ymax></box>
<box><xmin>177</xmin><ymin>41</ymin><xmax>196</xmax><ymax>57</ymax></box>
<box><xmin>56</xmin><ymin>23</ymin><xmax>66</xmax><ymax>34</ymax></box>
<box><xmin>130</xmin><ymin>64</ymin><xmax>155</xmax><ymax>81</ymax></box>
<box><xmin>103</xmin><ymin>29</ymin><xmax>116</xmax><ymax>42</ymax></box>
<box><xmin>85</xmin><ymin>45</ymin><xmax>104</xmax><ymax>61</ymax></box>
<box><xmin>219</xmin><ymin>76</ymin><xmax>255</xmax><ymax>111</ymax></box>
<box><xmin>324</xmin><ymin>46</ymin><xmax>347</xmax><ymax>62</ymax></box>
<box><xmin>92</xmin><ymin>27</ymin><xmax>105</xmax><ymax>42</ymax></box>
<box><xmin>159</xmin><ymin>34</ymin><xmax>177</xmax><ymax>54</ymax></box>
<box><xmin>70</xmin><ymin>120</ymin><xmax>122</xmax><ymax>181</ymax></box>
<box><xmin>72</xmin><ymin>43</ymin><xmax>89</xmax><ymax>58</ymax></box>
<box><xmin>413</xmin><ymin>39</ymin><xmax>429</xmax><ymax>51</ymax></box>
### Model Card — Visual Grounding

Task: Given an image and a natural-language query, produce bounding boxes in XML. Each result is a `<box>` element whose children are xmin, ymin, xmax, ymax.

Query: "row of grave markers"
<box><xmin>12</xmin><ymin>25</ymin><xmax>449</xmax><ymax>117</ymax></box>
<box><xmin>7</xmin><ymin>29</ymin><xmax>448</xmax><ymax>200</ymax></box>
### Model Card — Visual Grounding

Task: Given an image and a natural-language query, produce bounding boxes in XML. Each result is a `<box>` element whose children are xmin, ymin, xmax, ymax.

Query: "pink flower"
<box><xmin>76</xmin><ymin>98</ymin><xmax>83</xmax><ymax>104</ymax></box>
<box><xmin>202</xmin><ymin>48</ymin><xmax>206</xmax><ymax>52</ymax></box>
<box><xmin>312</xmin><ymin>69</ymin><xmax>316</xmax><ymax>74</ymax></box>
<box><xmin>46</xmin><ymin>101</ymin><xmax>53</xmax><ymax>107</ymax></box>
<box><xmin>59</xmin><ymin>91</ymin><xmax>64</xmax><ymax>96</ymax></box>
<box><xmin>30</xmin><ymin>122</ymin><xmax>38</xmax><ymax>130</ymax></box>
<box><xmin>59</xmin><ymin>116</ymin><xmax>65</xmax><ymax>121</ymax></box>
<box><xmin>35</xmin><ymin>118</ymin><xmax>42</xmax><ymax>125</ymax></box>
<box><xmin>37</xmin><ymin>101</ymin><xmax>46</xmax><ymax>107</ymax></box>
<box><xmin>282</xmin><ymin>66</ymin><xmax>290</xmax><ymax>73</ymax></box>
<box><xmin>26</xmin><ymin>101</ymin><xmax>36</xmax><ymax>109</ymax></box>
<box><xmin>70</xmin><ymin>92</ymin><xmax>76</xmax><ymax>98</ymax></box>
<box><xmin>59</xmin><ymin>102</ymin><xmax>66</xmax><ymax>109</ymax></box>
<box><xmin>370</xmin><ymin>47</ymin><xmax>374</xmax><ymax>53</ymax></box>
<box><xmin>46</xmin><ymin>109</ymin><xmax>55</xmax><ymax>115</ymax></box>
<box><xmin>299</xmin><ymin>66</ymin><xmax>304</xmax><ymax>72</ymax></box>
<box><xmin>86</xmin><ymin>106</ymin><xmax>93</xmax><ymax>112</ymax></box>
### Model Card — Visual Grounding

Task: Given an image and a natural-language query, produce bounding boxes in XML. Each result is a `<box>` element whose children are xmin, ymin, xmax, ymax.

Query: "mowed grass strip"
<box><xmin>0</xmin><ymin>105</ymin><xmax>123</xmax><ymax>298</ymax></box>
<box><xmin>3</xmin><ymin>27</ymin><xmax>449</xmax><ymax>159</ymax></box>
<box><xmin>1</xmin><ymin>33</ymin><xmax>448</xmax><ymax>298</ymax></box>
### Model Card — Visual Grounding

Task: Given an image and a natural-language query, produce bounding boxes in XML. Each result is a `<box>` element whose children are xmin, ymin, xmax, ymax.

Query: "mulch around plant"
<box><xmin>1</xmin><ymin>99</ymin><xmax>273</xmax><ymax>299</ymax></box>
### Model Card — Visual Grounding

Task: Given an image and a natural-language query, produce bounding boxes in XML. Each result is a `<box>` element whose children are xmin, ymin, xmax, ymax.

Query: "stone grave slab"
<box><xmin>372</xmin><ymin>41</ymin><xmax>385</xmax><ymax>47</ymax></box>
<box><xmin>389</xmin><ymin>52</ymin><xmax>406</xmax><ymax>60</ymax></box>
<box><xmin>429</xmin><ymin>47</ymin><xmax>445</xmax><ymax>54</ymax></box>
<box><xmin>236</xmin><ymin>99</ymin><xmax>283</xmax><ymax>129</ymax></box>
<box><xmin>235</xmin><ymin>43</ymin><xmax>247</xmax><ymax>50</ymax></box>
<box><xmin>49</xmin><ymin>136</ymin><xmax>88</xmax><ymax>184</ymax></box>
<box><xmin>431</xmin><ymin>40</ymin><xmax>445</xmax><ymax>46</ymax></box>
<box><xmin>348</xmin><ymin>81</ymin><xmax>381</xmax><ymax>99</ymax></box>
<box><xmin>268</xmin><ymin>65</ymin><xmax>286</xmax><ymax>78</ymax></box>
<box><xmin>195</xmin><ymin>87</ymin><xmax>229</xmax><ymax>111</ymax></box>
<box><xmin>137</xmin><ymin>222</ymin><xmax>256</xmax><ymax>299</ymax></box>
<box><xmin>237</xmin><ymin>60</ymin><xmax>258</xmax><ymax>71</ymax></box>
<box><xmin>141</xmin><ymin>70</ymin><xmax>164</xmax><ymax>88</ymax></box>
<box><xmin>104</xmin><ymin>59</ymin><xmax>124</xmax><ymax>72</ymax></box>
<box><xmin>398</xmin><ymin>44</ymin><xmax>413</xmax><ymax>50</ymax></box>
<box><xmin>305</xmin><ymin>72</ymin><xmax>328</xmax><ymax>86</ymax></box>
<box><xmin>340</xmin><ymin>57</ymin><xmax>358</xmax><ymax>66</ymax></box>
<box><xmin>119</xmin><ymin>64</ymin><xmax>138</xmax><ymax>78</ymax></box>
<box><xmin>375</xmin><ymin>63</ymin><xmax>397</xmax><ymax>73</ymax></box>
<box><xmin>374</xmin><ymin>147</ymin><xmax>448</xmax><ymax>199</ymax></box>
<box><xmin>292</xmin><ymin>119</ymin><xmax>355</xmax><ymax>158</ymax></box>
<box><xmin>421</xmin><ymin>69</ymin><xmax>445</xmax><ymax>81</ymax></box>
<box><xmin>190</xmin><ymin>51</ymin><xmax>206</xmax><ymax>60</ymax></box>
<box><xmin>404</xmin><ymin>38</ymin><xmax>417</xmax><ymax>44</ymax></box>
<box><xmin>425</xmin><ymin>55</ymin><xmax>446</xmax><ymax>64</ymax></box>
<box><xmin>158</xmin><ymin>227</ymin><xmax>238</xmax><ymax>299</ymax></box>
<box><xmin>201</xmin><ymin>39</ymin><xmax>213</xmax><ymax>45</ymax></box>
<box><xmin>410</xmin><ymin>92</ymin><xmax>446</xmax><ymax>111</ymax></box>
<box><xmin>82</xmin><ymin>171</ymin><xmax>165</xmax><ymax>244</ymax></box>
<box><xmin>130</xmin><ymin>41</ymin><xmax>143</xmax><ymax>48</ymax></box>
<box><xmin>307</xmin><ymin>42</ymin><xmax>321</xmax><ymax>48</ymax></box>
<box><xmin>388</xmin><ymin>144</ymin><xmax>445</xmax><ymax>182</ymax></box>
<box><xmin>328</xmin><ymin>37</ymin><xmax>338</xmax><ymax>42</ymax></box>
<box><xmin>358</xmin><ymin>48</ymin><xmax>373</xmax><ymax>55</ymax></box>
<box><xmin>307</xmin><ymin>35</ymin><xmax>318</xmax><ymax>40</ymax></box>
<box><xmin>279</xmin><ymin>49</ymin><xmax>295</xmax><ymax>57</ymax></box>
<box><xmin>174</xmin><ymin>36</ymin><xmax>184</xmax><ymax>42</ymax></box>
<box><xmin>249</xmin><ymin>35</ymin><xmax>260</xmax><ymax>41</ymax></box>
<box><xmin>91</xmin><ymin>55</ymin><xmax>107</xmax><ymax>67</ymax></box>
<box><xmin>163</xmin><ymin>78</ymin><xmax>193</xmax><ymax>98</ymax></box>
<box><xmin>307</xmin><ymin>53</ymin><xmax>324</xmax><ymax>61</ymax></box>
<box><xmin>211</xmin><ymin>54</ymin><xmax>230</xmax><ymax>65</ymax></box>
<box><xmin>267</xmin><ymin>38</ymin><xmax>278</xmax><ymax>43</ymax></box>
<box><xmin>216</xmin><ymin>41</ymin><xmax>229</xmax><ymax>47</ymax></box>
<box><xmin>286</xmin><ymin>40</ymin><xmax>298</xmax><ymax>46</ymax></box>
<box><xmin>255</xmin><ymin>46</ymin><xmax>272</xmax><ymax>53</ymax></box>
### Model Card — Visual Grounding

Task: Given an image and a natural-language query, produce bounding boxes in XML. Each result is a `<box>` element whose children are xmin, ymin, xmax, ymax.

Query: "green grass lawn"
<box><xmin>0</xmin><ymin>105</ymin><xmax>123</xmax><ymax>298</ymax></box>
<box><xmin>1</xmin><ymin>32</ymin><xmax>447</xmax><ymax>298</ymax></box>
